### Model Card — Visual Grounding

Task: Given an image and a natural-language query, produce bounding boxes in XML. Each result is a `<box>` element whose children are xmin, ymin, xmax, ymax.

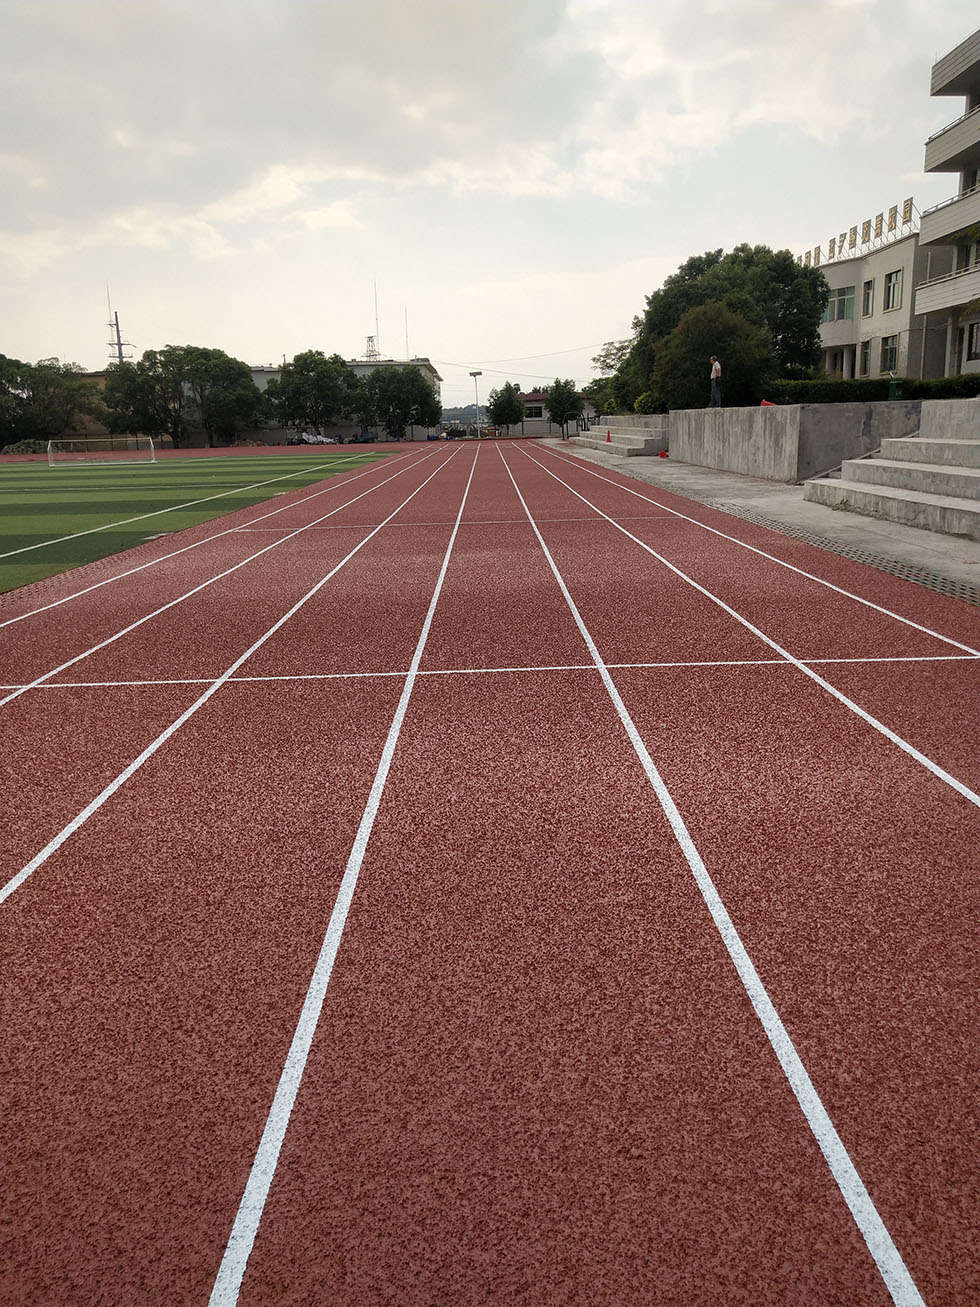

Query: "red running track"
<box><xmin>1</xmin><ymin>441</ymin><xmax>977</xmax><ymax>1306</ymax></box>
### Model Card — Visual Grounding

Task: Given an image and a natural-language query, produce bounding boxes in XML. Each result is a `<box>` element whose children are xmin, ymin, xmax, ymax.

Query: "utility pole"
<box><xmin>470</xmin><ymin>370</ymin><xmax>482</xmax><ymax>438</ymax></box>
<box><xmin>105</xmin><ymin>285</ymin><xmax>132</xmax><ymax>364</ymax></box>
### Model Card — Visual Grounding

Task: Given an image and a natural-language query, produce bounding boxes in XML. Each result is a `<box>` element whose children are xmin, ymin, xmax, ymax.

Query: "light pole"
<box><xmin>469</xmin><ymin>370</ymin><xmax>482</xmax><ymax>439</ymax></box>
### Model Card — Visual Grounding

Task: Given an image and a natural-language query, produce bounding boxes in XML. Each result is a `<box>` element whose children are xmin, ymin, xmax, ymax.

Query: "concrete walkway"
<box><xmin>544</xmin><ymin>438</ymin><xmax>980</xmax><ymax>606</ymax></box>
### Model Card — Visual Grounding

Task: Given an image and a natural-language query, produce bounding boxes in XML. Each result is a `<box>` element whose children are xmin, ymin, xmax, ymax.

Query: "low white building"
<box><xmin>913</xmin><ymin>26</ymin><xmax>980</xmax><ymax>375</ymax></box>
<box><xmin>818</xmin><ymin>233</ymin><xmax>952</xmax><ymax>379</ymax></box>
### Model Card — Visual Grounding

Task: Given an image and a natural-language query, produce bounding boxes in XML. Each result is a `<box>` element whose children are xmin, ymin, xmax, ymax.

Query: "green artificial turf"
<box><xmin>0</xmin><ymin>450</ymin><xmax>393</xmax><ymax>593</ymax></box>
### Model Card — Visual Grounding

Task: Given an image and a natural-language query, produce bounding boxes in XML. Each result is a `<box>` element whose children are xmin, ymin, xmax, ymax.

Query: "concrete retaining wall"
<box><xmin>669</xmin><ymin>407</ymin><xmax>801</xmax><ymax>481</ymax></box>
<box><xmin>919</xmin><ymin>397</ymin><xmax>980</xmax><ymax>440</ymax></box>
<box><xmin>795</xmin><ymin>401</ymin><xmax>921</xmax><ymax>481</ymax></box>
<box><xmin>669</xmin><ymin>401</ymin><xmax>921</xmax><ymax>483</ymax></box>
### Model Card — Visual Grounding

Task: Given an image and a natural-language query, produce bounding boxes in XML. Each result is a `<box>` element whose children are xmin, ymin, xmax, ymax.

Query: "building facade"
<box><xmin>914</xmin><ymin>27</ymin><xmax>980</xmax><ymax>376</ymax></box>
<box><xmin>818</xmin><ymin>233</ymin><xmax>951</xmax><ymax>379</ymax></box>
<box><xmin>250</xmin><ymin>357</ymin><xmax>442</xmax><ymax>401</ymax></box>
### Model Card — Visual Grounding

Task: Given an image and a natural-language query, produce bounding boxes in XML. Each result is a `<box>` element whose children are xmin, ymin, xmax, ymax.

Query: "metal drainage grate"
<box><xmin>705</xmin><ymin>501</ymin><xmax>980</xmax><ymax>609</ymax></box>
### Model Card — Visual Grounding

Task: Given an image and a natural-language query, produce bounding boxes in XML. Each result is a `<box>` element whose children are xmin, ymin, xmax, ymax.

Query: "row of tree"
<box><xmin>0</xmin><ymin>355</ymin><xmax>100</xmax><ymax>448</ymax></box>
<box><xmin>0</xmin><ymin>346</ymin><xmax>445</xmax><ymax>449</ymax></box>
<box><xmin>485</xmin><ymin>378</ymin><xmax>584</xmax><ymax>435</ymax></box>
<box><xmin>585</xmin><ymin>244</ymin><xmax>830</xmax><ymax>414</ymax></box>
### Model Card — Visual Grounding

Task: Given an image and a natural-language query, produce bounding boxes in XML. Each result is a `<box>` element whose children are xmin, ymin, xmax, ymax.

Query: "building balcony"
<box><xmin>924</xmin><ymin>104</ymin><xmax>980</xmax><ymax>173</ymax></box>
<box><xmin>920</xmin><ymin>183</ymin><xmax>980</xmax><ymax>245</ymax></box>
<box><xmin>914</xmin><ymin>262</ymin><xmax>980</xmax><ymax>314</ymax></box>
<box><xmin>931</xmin><ymin>27</ymin><xmax>980</xmax><ymax>97</ymax></box>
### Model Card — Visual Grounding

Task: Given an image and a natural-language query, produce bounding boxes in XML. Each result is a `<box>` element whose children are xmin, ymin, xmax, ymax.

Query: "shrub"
<box><xmin>765</xmin><ymin>374</ymin><xmax>980</xmax><ymax>404</ymax></box>
<box><xmin>1</xmin><ymin>438</ymin><xmax>48</xmax><ymax>454</ymax></box>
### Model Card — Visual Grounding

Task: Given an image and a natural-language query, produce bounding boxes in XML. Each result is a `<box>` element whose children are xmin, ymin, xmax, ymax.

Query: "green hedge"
<box><xmin>765</xmin><ymin>375</ymin><xmax>980</xmax><ymax>404</ymax></box>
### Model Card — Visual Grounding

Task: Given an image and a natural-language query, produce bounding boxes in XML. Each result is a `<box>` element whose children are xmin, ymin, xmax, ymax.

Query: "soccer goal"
<box><xmin>47</xmin><ymin>436</ymin><xmax>157</xmax><ymax>467</ymax></box>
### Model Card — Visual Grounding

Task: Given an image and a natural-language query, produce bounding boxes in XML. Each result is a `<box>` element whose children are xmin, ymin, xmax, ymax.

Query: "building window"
<box><xmin>884</xmin><ymin>270</ymin><xmax>902</xmax><ymax>311</ymax></box>
<box><xmin>859</xmin><ymin>340</ymin><xmax>871</xmax><ymax>375</ymax></box>
<box><xmin>822</xmin><ymin>286</ymin><xmax>855</xmax><ymax>322</ymax></box>
<box><xmin>524</xmin><ymin>405</ymin><xmax>543</xmax><ymax>418</ymax></box>
<box><xmin>862</xmin><ymin>280</ymin><xmax>874</xmax><ymax>316</ymax></box>
<box><xmin>881</xmin><ymin>335</ymin><xmax>899</xmax><ymax>372</ymax></box>
<box><xmin>968</xmin><ymin>322</ymin><xmax>980</xmax><ymax>362</ymax></box>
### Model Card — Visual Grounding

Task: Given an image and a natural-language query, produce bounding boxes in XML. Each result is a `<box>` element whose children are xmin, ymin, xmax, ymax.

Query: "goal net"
<box><xmin>47</xmin><ymin>436</ymin><xmax>157</xmax><ymax>467</ymax></box>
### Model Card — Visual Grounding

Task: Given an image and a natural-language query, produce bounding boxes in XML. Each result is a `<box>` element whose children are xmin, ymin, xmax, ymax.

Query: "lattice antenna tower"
<box><xmin>106</xmin><ymin>285</ymin><xmax>133</xmax><ymax>365</ymax></box>
<box><xmin>364</xmin><ymin>335</ymin><xmax>380</xmax><ymax>361</ymax></box>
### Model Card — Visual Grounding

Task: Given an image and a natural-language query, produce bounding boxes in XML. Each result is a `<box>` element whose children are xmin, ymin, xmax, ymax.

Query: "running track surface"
<box><xmin>1</xmin><ymin>442</ymin><xmax>977</xmax><ymax>1306</ymax></box>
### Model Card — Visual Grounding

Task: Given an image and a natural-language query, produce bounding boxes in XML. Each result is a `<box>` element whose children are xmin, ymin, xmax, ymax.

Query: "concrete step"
<box><xmin>803</xmin><ymin>477</ymin><xmax>980</xmax><ymax>540</ymax></box>
<box><xmin>599</xmin><ymin>415</ymin><xmax>667</xmax><ymax>432</ymax></box>
<box><xmin>571</xmin><ymin>433</ymin><xmax>667</xmax><ymax>456</ymax></box>
<box><xmin>879</xmin><ymin>437</ymin><xmax>980</xmax><ymax>467</ymax></box>
<box><xmin>844</xmin><ymin>457</ymin><xmax>980</xmax><ymax>500</ymax></box>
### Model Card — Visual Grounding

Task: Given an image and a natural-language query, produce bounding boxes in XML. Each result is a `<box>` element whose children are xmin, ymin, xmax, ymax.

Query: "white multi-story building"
<box><xmin>914</xmin><ymin>27</ymin><xmax>980</xmax><ymax>376</ymax></box>
<box><xmin>818</xmin><ymin>233</ymin><xmax>951</xmax><ymax>379</ymax></box>
<box><xmin>250</xmin><ymin>357</ymin><xmax>442</xmax><ymax>400</ymax></box>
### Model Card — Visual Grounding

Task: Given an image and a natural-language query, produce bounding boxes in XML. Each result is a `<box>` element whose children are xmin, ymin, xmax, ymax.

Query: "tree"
<box><xmin>581</xmin><ymin>375</ymin><xmax>618</xmax><ymax>418</ymax></box>
<box><xmin>364</xmin><ymin>365</ymin><xmax>441</xmax><ymax>439</ymax></box>
<box><xmin>544</xmin><ymin>378</ymin><xmax>583</xmax><ymax>438</ymax></box>
<box><xmin>104</xmin><ymin>347</ymin><xmax>190</xmax><ymax>446</ymax></box>
<box><xmin>613</xmin><ymin>245</ymin><xmax>828</xmax><ymax>409</ymax></box>
<box><xmin>0</xmin><ymin>355</ymin><xmax>97</xmax><ymax>446</ymax></box>
<box><xmin>651</xmin><ymin>301</ymin><xmax>772</xmax><ymax>411</ymax></box>
<box><xmin>486</xmin><ymin>380</ymin><xmax>525</xmax><ymax>432</ymax></box>
<box><xmin>180</xmin><ymin>346</ymin><xmax>262</xmax><ymax>446</ymax></box>
<box><xmin>267</xmin><ymin>351</ymin><xmax>361</xmax><ymax>432</ymax></box>
<box><xmin>590</xmin><ymin>339</ymin><xmax>633</xmax><ymax>375</ymax></box>
<box><xmin>103</xmin><ymin>346</ymin><xmax>261</xmax><ymax>447</ymax></box>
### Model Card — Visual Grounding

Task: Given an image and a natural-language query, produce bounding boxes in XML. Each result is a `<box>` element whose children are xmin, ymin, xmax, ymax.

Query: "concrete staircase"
<box><xmin>804</xmin><ymin>436</ymin><xmax>980</xmax><ymax>540</ymax></box>
<box><xmin>570</xmin><ymin>415</ymin><xmax>667</xmax><ymax>458</ymax></box>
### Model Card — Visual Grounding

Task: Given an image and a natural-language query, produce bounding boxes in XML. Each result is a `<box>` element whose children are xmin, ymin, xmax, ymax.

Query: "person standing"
<box><xmin>709</xmin><ymin>356</ymin><xmax>722</xmax><ymax>408</ymax></box>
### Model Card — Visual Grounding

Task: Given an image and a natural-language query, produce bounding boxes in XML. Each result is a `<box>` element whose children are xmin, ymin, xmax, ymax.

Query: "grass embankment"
<box><xmin>0</xmin><ymin>450</ymin><xmax>391</xmax><ymax>593</ymax></box>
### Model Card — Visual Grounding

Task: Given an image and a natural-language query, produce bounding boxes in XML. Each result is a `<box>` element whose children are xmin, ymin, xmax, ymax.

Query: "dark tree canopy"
<box><xmin>267</xmin><ymin>351</ymin><xmax>361</xmax><ymax>432</ymax></box>
<box><xmin>103</xmin><ymin>345</ymin><xmax>260</xmax><ymax>447</ymax></box>
<box><xmin>544</xmin><ymin>378</ymin><xmax>583</xmax><ymax>434</ymax></box>
<box><xmin>612</xmin><ymin>245</ymin><xmax>828</xmax><ymax>410</ymax></box>
<box><xmin>486</xmin><ymin>380</ymin><xmax>525</xmax><ymax>430</ymax></box>
<box><xmin>0</xmin><ymin>354</ymin><xmax>97</xmax><ymax>446</ymax></box>
<box><xmin>651</xmin><ymin>302</ymin><xmax>773</xmax><ymax>412</ymax></box>
<box><xmin>365</xmin><ymin>365</ymin><xmax>441</xmax><ymax>439</ymax></box>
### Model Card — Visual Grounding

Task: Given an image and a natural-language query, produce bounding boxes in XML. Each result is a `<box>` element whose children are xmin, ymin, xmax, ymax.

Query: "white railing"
<box><xmin>921</xmin><ymin>181</ymin><xmax>980</xmax><ymax>218</ymax></box>
<box><xmin>915</xmin><ymin>262</ymin><xmax>980</xmax><ymax>291</ymax></box>
<box><xmin>925</xmin><ymin>102</ymin><xmax>980</xmax><ymax>145</ymax></box>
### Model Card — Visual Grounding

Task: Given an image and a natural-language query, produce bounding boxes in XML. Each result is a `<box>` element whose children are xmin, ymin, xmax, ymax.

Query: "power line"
<box><xmin>432</xmin><ymin>360</ymin><xmax>588</xmax><ymax>382</ymax></box>
<box><xmin>467</xmin><ymin>343</ymin><xmax>609</xmax><ymax>364</ymax></box>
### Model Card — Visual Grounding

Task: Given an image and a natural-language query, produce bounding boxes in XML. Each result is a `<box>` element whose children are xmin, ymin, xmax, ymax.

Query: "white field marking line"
<box><xmin>232</xmin><ymin>514</ymin><xmax>675</xmax><ymax>531</ymax></box>
<box><xmin>0</xmin><ymin>455</ymin><xmax>373</xmax><ymax>559</ymax></box>
<box><xmin>0</xmin><ymin>450</ymin><xmax>424</xmax><ymax>632</ymax></box>
<box><xmin>0</xmin><ymin>451</ymin><xmax>462</xmax><ymax>910</ymax></box>
<box><xmin>4</xmin><ymin>652</ymin><xmax>978</xmax><ymax>694</ymax></box>
<box><xmin>540</xmin><ymin>445</ymin><xmax>980</xmax><ymax>659</ymax></box>
<box><xmin>499</xmin><ymin>447</ymin><xmax>925</xmax><ymax>1307</ymax></box>
<box><xmin>519</xmin><ymin>446</ymin><xmax>980</xmax><ymax>811</ymax></box>
<box><xmin>0</xmin><ymin>450</ymin><xmax>452</xmax><ymax>711</ymax></box>
<box><xmin>207</xmin><ymin>448</ymin><xmax>480</xmax><ymax>1306</ymax></box>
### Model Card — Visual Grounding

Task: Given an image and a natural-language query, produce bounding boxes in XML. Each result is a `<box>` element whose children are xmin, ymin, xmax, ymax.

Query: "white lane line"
<box><xmin>0</xmin><ymin>455</ymin><xmax>372</xmax><ymax>559</ymax></box>
<box><xmin>499</xmin><ymin>447</ymin><xmax>925</xmax><ymax>1307</ymax></box>
<box><xmin>207</xmin><ymin>448</ymin><xmax>480</xmax><ymax>1307</ymax></box>
<box><xmin>541</xmin><ymin>445</ymin><xmax>980</xmax><ymax>658</ymax></box>
<box><xmin>233</xmin><ymin>515</ymin><xmax>674</xmax><ymax>531</ymax></box>
<box><xmin>4</xmin><ymin>652</ymin><xmax>977</xmax><ymax>693</ymax></box>
<box><xmin>0</xmin><ymin>451</ymin><xmax>424</xmax><ymax>631</ymax></box>
<box><xmin>0</xmin><ymin>451</ymin><xmax>461</xmax><ymax>909</ymax></box>
<box><xmin>519</xmin><ymin>445</ymin><xmax>980</xmax><ymax>812</ymax></box>
<box><xmin>0</xmin><ymin>451</ymin><xmax>447</xmax><ymax>711</ymax></box>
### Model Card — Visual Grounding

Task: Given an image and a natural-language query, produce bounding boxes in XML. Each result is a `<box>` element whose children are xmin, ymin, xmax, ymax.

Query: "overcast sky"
<box><xmin>2</xmin><ymin>0</ymin><xmax>976</xmax><ymax>406</ymax></box>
